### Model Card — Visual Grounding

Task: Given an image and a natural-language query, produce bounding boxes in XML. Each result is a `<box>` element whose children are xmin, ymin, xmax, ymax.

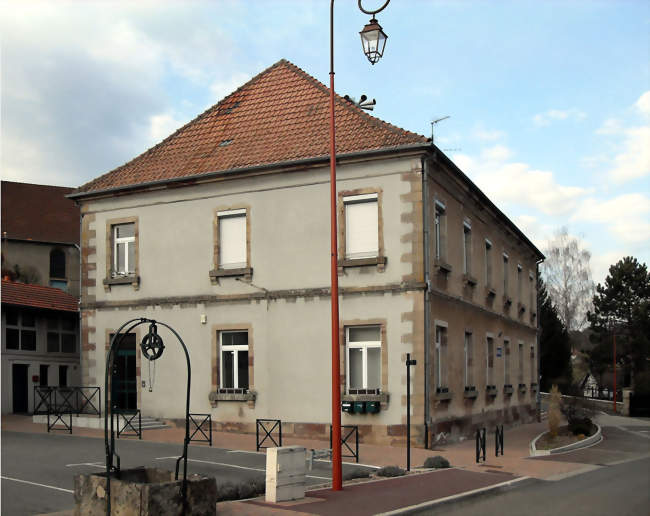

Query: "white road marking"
<box><xmin>227</xmin><ymin>450</ymin><xmax>265</xmax><ymax>455</ymax></box>
<box><xmin>1</xmin><ymin>476</ymin><xmax>74</xmax><ymax>494</ymax></box>
<box><xmin>155</xmin><ymin>457</ymin><xmax>330</xmax><ymax>480</ymax></box>
<box><xmin>65</xmin><ymin>462</ymin><xmax>104</xmax><ymax>468</ymax></box>
<box><xmin>616</xmin><ymin>426</ymin><xmax>650</xmax><ymax>439</ymax></box>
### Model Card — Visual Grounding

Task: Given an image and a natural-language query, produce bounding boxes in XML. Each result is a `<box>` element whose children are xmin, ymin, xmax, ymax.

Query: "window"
<box><xmin>50</xmin><ymin>249</ymin><xmax>66</xmax><ymax>280</ymax></box>
<box><xmin>504</xmin><ymin>339</ymin><xmax>511</xmax><ymax>385</ymax></box>
<box><xmin>346</xmin><ymin>326</ymin><xmax>381</xmax><ymax>394</ymax></box>
<box><xmin>486</xmin><ymin>336</ymin><xmax>495</xmax><ymax>386</ymax></box>
<box><xmin>464</xmin><ymin>332</ymin><xmax>474</xmax><ymax>387</ymax></box>
<box><xmin>434</xmin><ymin>201</ymin><xmax>447</xmax><ymax>261</ymax></box>
<box><xmin>59</xmin><ymin>365</ymin><xmax>68</xmax><ymax>387</ymax></box>
<box><xmin>463</xmin><ymin>222</ymin><xmax>472</xmax><ymax>274</ymax></box>
<box><xmin>217</xmin><ymin>209</ymin><xmax>247</xmax><ymax>269</ymax></box>
<box><xmin>112</xmin><ymin>223</ymin><xmax>135</xmax><ymax>276</ymax></box>
<box><xmin>518</xmin><ymin>342</ymin><xmax>524</xmax><ymax>384</ymax></box>
<box><xmin>40</xmin><ymin>365</ymin><xmax>49</xmax><ymax>387</ymax></box>
<box><xmin>517</xmin><ymin>264</ymin><xmax>523</xmax><ymax>303</ymax></box>
<box><xmin>502</xmin><ymin>253</ymin><xmax>509</xmax><ymax>296</ymax></box>
<box><xmin>344</xmin><ymin>194</ymin><xmax>378</xmax><ymax>260</ymax></box>
<box><xmin>530</xmin><ymin>344</ymin><xmax>536</xmax><ymax>384</ymax></box>
<box><xmin>530</xmin><ymin>272</ymin><xmax>535</xmax><ymax>314</ymax></box>
<box><xmin>4</xmin><ymin>309</ymin><xmax>36</xmax><ymax>351</ymax></box>
<box><xmin>485</xmin><ymin>240</ymin><xmax>493</xmax><ymax>286</ymax></box>
<box><xmin>47</xmin><ymin>316</ymin><xmax>77</xmax><ymax>353</ymax></box>
<box><xmin>219</xmin><ymin>331</ymin><xmax>249</xmax><ymax>392</ymax></box>
<box><xmin>435</xmin><ymin>324</ymin><xmax>448</xmax><ymax>390</ymax></box>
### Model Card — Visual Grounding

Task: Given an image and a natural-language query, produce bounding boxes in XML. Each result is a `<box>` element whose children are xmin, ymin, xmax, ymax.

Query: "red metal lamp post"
<box><xmin>329</xmin><ymin>0</ymin><xmax>390</xmax><ymax>491</ymax></box>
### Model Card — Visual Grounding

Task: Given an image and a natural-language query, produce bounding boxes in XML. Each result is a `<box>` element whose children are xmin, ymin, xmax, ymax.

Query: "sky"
<box><xmin>1</xmin><ymin>0</ymin><xmax>648</xmax><ymax>286</ymax></box>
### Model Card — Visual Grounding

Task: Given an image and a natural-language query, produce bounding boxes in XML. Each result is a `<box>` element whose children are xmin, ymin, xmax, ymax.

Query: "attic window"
<box><xmin>219</xmin><ymin>139</ymin><xmax>233</xmax><ymax>147</ymax></box>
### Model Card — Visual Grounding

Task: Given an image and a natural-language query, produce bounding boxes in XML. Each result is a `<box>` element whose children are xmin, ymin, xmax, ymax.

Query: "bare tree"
<box><xmin>542</xmin><ymin>227</ymin><xmax>594</xmax><ymax>331</ymax></box>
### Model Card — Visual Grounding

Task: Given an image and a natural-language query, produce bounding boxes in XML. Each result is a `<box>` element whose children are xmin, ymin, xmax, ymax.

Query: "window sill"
<box><xmin>530</xmin><ymin>383</ymin><xmax>538</xmax><ymax>393</ymax></box>
<box><xmin>485</xmin><ymin>286</ymin><xmax>497</xmax><ymax>298</ymax></box>
<box><xmin>435</xmin><ymin>259</ymin><xmax>452</xmax><ymax>274</ymax></box>
<box><xmin>103</xmin><ymin>275</ymin><xmax>140</xmax><ymax>291</ymax></box>
<box><xmin>209</xmin><ymin>267</ymin><xmax>253</xmax><ymax>280</ymax></box>
<box><xmin>208</xmin><ymin>390</ymin><xmax>256</xmax><ymax>403</ymax></box>
<box><xmin>503</xmin><ymin>385</ymin><xmax>514</xmax><ymax>395</ymax></box>
<box><xmin>435</xmin><ymin>388</ymin><xmax>452</xmax><ymax>401</ymax></box>
<box><xmin>463</xmin><ymin>387</ymin><xmax>478</xmax><ymax>399</ymax></box>
<box><xmin>463</xmin><ymin>274</ymin><xmax>478</xmax><ymax>287</ymax></box>
<box><xmin>338</xmin><ymin>256</ymin><xmax>387</xmax><ymax>268</ymax></box>
<box><xmin>518</xmin><ymin>383</ymin><xmax>527</xmax><ymax>393</ymax></box>
<box><xmin>518</xmin><ymin>303</ymin><xmax>526</xmax><ymax>314</ymax></box>
<box><xmin>503</xmin><ymin>296</ymin><xmax>513</xmax><ymax>307</ymax></box>
<box><xmin>342</xmin><ymin>392</ymin><xmax>389</xmax><ymax>403</ymax></box>
<box><xmin>486</xmin><ymin>385</ymin><xmax>498</xmax><ymax>397</ymax></box>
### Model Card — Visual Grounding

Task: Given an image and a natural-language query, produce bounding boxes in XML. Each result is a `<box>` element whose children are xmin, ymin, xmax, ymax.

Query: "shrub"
<box><xmin>216</xmin><ymin>478</ymin><xmax>265</xmax><ymax>502</ymax></box>
<box><xmin>548</xmin><ymin>385</ymin><xmax>562</xmax><ymax>437</ymax></box>
<box><xmin>561</xmin><ymin>393</ymin><xmax>595</xmax><ymax>435</ymax></box>
<box><xmin>376</xmin><ymin>465</ymin><xmax>406</xmax><ymax>477</ymax></box>
<box><xmin>343</xmin><ymin>468</ymin><xmax>371</xmax><ymax>481</ymax></box>
<box><xmin>423</xmin><ymin>455</ymin><xmax>450</xmax><ymax>469</ymax></box>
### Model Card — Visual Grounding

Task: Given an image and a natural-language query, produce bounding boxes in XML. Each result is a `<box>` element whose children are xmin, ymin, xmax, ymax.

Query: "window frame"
<box><xmin>504</xmin><ymin>338</ymin><xmax>511</xmax><ymax>386</ymax></box>
<box><xmin>337</xmin><ymin>189</ymin><xmax>386</xmax><ymax>268</ymax></box>
<box><xmin>434</xmin><ymin>200</ymin><xmax>447</xmax><ymax>262</ymax></box>
<box><xmin>47</xmin><ymin>315</ymin><xmax>77</xmax><ymax>354</ymax></box>
<box><xmin>434</xmin><ymin>321</ymin><xmax>449</xmax><ymax>391</ymax></box>
<box><xmin>210</xmin><ymin>206</ymin><xmax>252</xmax><ymax>279</ymax></box>
<box><xmin>345</xmin><ymin>325</ymin><xmax>382</xmax><ymax>394</ymax></box>
<box><xmin>462</xmin><ymin>221</ymin><xmax>472</xmax><ymax>275</ymax></box>
<box><xmin>113</xmin><ymin>223</ymin><xmax>136</xmax><ymax>276</ymax></box>
<box><xmin>486</xmin><ymin>334</ymin><xmax>495</xmax><ymax>387</ymax></box>
<box><xmin>485</xmin><ymin>239</ymin><xmax>493</xmax><ymax>287</ymax></box>
<box><xmin>49</xmin><ymin>248</ymin><xmax>66</xmax><ymax>281</ymax></box>
<box><xmin>219</xmin><ymin>330</ymin><xmax>250</xmax><ymax>392</ymax></box>
<box><xmin>518</xmin><ymin>341</ymin><xmax>524</xmax><ymax>384</ymax></box>
<box><xmin>464</xmin><ymin>331</ymin><xmax>474</xmax><ymax>388</ymax></box>
<box><xmin>4</xmin><ymin>309</ymin><xmax>37</xmax><ymax>352</ymax></box>
<box><xmin>104</xmin><ymin>216</ymin><xmax>139</xmax><ymax>290</ymax></box>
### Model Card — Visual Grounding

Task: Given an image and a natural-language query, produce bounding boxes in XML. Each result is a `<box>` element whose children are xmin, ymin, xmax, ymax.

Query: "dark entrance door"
<box><xmin>111</xmin><ymin>334</ymin><xmax>137</xmax><ymax>411</ymax></box>
<box><xmin>12</xmin><ymin>364</ymin><xmax>29</xmax><ymax>413</ymax></box>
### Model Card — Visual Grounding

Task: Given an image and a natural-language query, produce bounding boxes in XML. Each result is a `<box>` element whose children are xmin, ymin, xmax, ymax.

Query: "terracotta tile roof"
<box><xmin>1</xmin><ymin>280</ymin><xmax>79</xmax><ymax>312</ymax></box>
<box><xmin>1</xmin><ymin>181</ymin><xmax>79</xmax><ymax>244</ymax></box>
<box><xmin>74</xmin><ymin>59</ymin><xmax>428</xmax><ymax>196</ymax></box>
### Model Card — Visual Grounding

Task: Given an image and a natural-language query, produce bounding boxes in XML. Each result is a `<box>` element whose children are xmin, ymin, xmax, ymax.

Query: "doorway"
<box><xmin>111</xmin><ymin>333</ymin><xmax>137</xmax><ymax>411</ymax></box>
<box><xmin>12</xmin><ymin>364</ymin><xmax>29</xmax><ymax>413</ymax></box>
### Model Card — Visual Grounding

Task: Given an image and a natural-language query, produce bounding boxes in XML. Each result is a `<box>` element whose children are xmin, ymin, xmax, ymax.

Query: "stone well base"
<box><xmin>74</xmin><ymin>467</ymin><xmax>216</xmax><ymax>516</ymax></box>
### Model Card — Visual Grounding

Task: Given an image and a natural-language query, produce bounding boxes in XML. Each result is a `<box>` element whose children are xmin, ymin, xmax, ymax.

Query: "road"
<box><xmin>0</xmin><ymin>431</ymin><xmax>371</xmax><ymax>516</ymax></box>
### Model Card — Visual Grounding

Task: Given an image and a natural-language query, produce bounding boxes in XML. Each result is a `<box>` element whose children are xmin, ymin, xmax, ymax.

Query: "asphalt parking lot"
<box><xmin>1</xmin><ymin>430</ymin><xmax>373</xmax><ymax>516</ymax></box>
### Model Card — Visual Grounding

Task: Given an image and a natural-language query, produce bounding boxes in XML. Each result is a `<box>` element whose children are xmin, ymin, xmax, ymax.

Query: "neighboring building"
<box><xmin>70</xmin><ymin>60</ymin><xmax>543</xmax><ymax>445</ymax></box>
<box><xmin>1</xmin><ymin>180</ymin><xmax>81</xmax><ymax>414</ymax></box>
<box><xmin>1</xmin><ymin>280</ymin><xmax>80</xmax><ymax>413</ymax></box>
<box><xmin>1</xmin><ymin>181</ymin><xmax>81</xmax><ymax>296</ymax></box>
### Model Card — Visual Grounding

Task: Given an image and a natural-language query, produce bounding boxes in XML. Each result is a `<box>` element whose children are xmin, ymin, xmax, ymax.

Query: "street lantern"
<box><xmin>360</xmin><ymin>17</ymin><xmax>387</xmax><ymax>64</ymax></box>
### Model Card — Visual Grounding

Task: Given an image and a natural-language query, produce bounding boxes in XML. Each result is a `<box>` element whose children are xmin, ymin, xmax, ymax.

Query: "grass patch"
<box><xmin>343</xmin><ymin>468</ymin><xmax>371</xmax><ymax>481</ymax></box>
<box><xmin>423</xmin><ymin>455</ymin><xmax>450</xmax><ymax>469</ymax></box>
<box><xmin>376</xmin><ymin>465</ymin><xmax>406</xmax><ymax>477</ymax></box>
<box><xmin>535</xmin><ymin>424</ymin><xmax>595</xmax><ymax>450</ymax></box>
<box><xmin>216</xmin><ymin>478</ymin><xmax>265</xmax><ymax>502</ymax></box>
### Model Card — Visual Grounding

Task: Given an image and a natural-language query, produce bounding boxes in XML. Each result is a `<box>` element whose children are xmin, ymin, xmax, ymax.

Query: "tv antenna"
<box><xmin>430</xmin><ymin>116</ymin><xmax>450</xmax><ymax>144</ymax></box>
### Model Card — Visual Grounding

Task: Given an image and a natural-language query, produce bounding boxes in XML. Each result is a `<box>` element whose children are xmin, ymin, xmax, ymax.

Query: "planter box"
<box><xmin>74</xmin><ymin>467</ymin><xmax>216</xmax><ymax>516</ymax></box>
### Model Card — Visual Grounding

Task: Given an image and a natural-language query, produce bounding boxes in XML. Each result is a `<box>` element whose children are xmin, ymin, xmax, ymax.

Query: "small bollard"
<box><xmin>475</xmin><ymin>427</ymin><xmax>486</xmax><ymax>463</ymax></box>
<box><xmin>495</xmin><ymin>425</ymin><xmax>504</xmax><ymax>456</ymax></box>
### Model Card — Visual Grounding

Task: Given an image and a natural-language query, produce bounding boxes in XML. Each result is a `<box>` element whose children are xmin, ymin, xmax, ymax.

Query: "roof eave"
<box><xmin>67</xmin><ymin>142</ymin><xmax>432</xmax><ymax>201</ymax></box>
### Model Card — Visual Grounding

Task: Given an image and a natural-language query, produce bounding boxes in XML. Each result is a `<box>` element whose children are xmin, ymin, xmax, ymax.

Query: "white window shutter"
<box><xmin>345</xmin><ymin>199</ymin><xmax>378</xmax><ymax>259</ymax></box>
<box><xmin>219</xmin><ymin>214</ymin><xmax>246</xmax><ymax>268</ymax></box>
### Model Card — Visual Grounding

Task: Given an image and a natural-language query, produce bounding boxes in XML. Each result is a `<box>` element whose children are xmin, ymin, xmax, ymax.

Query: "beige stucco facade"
<box><xmin>78</xmin><ymin>151</ymin><xmax>541</xmax><ymax>446</ymax></box>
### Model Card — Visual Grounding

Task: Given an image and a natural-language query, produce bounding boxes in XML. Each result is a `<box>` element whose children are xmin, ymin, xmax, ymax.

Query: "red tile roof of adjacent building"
<box><xmin>1</xmin><ymin>181</ymin><xmax>80</xmax><ymax>244</ymax></box>
<box><xmin>73</xmin><ymin>59</ymin><xmax>428</xmax><ymax>196</ymax></box>
<box><xmin>1</xmin><ymin>280</ymin><xmax>79</xmax><ymax>312</ymax></box>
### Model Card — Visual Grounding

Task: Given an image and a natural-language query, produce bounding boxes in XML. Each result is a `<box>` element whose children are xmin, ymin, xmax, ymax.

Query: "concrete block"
<box><xmin>265</xmin><ymin>446</ymin><xmax>306</xmax><ymax>503</ymax></box>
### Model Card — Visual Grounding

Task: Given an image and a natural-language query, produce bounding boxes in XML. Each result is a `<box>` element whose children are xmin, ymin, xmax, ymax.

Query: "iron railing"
<box><xmin>47</xmin><ymin>411</ymin><xmax>72</xmax><ymax>434</ymax></box>
<box><xmin>113</xmin><ymin>409</ymin><xmax>142</xmax><ymax>439</ymax></box>
<box><xmin>330</xmin><ymin>425</ymin><xmax>359</xmax><ymax>463</ymax></box>
<box><xmin>34</xmin><ymin>386</ymin><xmax>101</xmax><ymax>417</ymax></box>
<box><xmin>495</xmin><ymin>425</ymin><xmax>504</xmax><ymax>456</ymax></box>
<box><xmin>189</xmin><ymin>413</ymin><xmax>212</xmax><ymax>446</ymax></box>
<box><xmin>256</xmin><ymin>419</ymin><xmax>282</xmax><ymax>451</ymax></box>
<box><xmin>476</xmin><ymin>427</ymin><xmax>486</xmax><ymax>463</ymax></box>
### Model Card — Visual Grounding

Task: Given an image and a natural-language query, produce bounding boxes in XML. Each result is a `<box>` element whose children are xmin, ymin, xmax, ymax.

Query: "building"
<box><xmin>70</xmin><ymin>60</ymin><xmax>543</xmax><ymax>445</ymax></box>
<box><xmin>1</xmin><ymin>181</ymin><xmax>81</xmax><ymax>414</ymax></box>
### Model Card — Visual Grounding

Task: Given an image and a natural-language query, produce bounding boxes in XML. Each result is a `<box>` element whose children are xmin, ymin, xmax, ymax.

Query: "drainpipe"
<box><xmin>422</xmin><ymin>154</ymin><xmax>432</xmax><ymax>448</ymax></box>
<box><xmin>535</xmin><ymin>258</ymin><xmax>544</xmax><ymax>421</ymax></box>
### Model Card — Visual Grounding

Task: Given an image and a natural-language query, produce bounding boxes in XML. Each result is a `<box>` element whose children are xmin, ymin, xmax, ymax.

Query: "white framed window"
<box><xmin>464</xmin><ymin>332</ymin><xmax>474</xmax><ymax>387</ymax></box>
<box><xmin>47</xmin><ymin>315</ymin><xmax>77</xmax><ymax>353</ymax></box>
<box><xmin>529</xmin><ymin>271</ymin><xmax>535</xmax><ymax>313</ymax></box>
<box><xmin>486</xmin><ymin>335</ymin><xmax>495</xmax><ymax>386</ymax></box>
<box><xmin>530</xmin><ymin>343</ymin><xmax>536</xmax><ymax>383</ymax></box>
<box><xmin>517</xmin><ymin>264</ymin><xmax>523</xmax><ymax>303</ymax></box>
<box><xmin>434</xmin><ymin>200</ymin><xmax>446</xmax><ymax>261</ymax></box>
<box><xmin>219</xmin><ymin>331</ymin><xmax>249</xmax><ymax>392</ymax></box>
<box><xmin>518</xmin><ymin>341</ymin><xmax>524</xmax><ymax>383</ymax></box>
<box><xmin>463</xmin><ymin>222</ymin><xmax>472</xmax><ymax>274</ymax></box>
<box><xmin>4</xmin><ymin>308</ymin><xmax>36</xmax><ymax>351</ymax></box>
<box><xmin>485</xmin><ymin>239</ymin><xmax>493</xmax><ymax>286</ymax></box>
<box><xmin>346</xmin><ymin>325</ymin><xmax>381</xmax><ymax>394</ymax></box>
<box><xmin>112</xmin><ymin>223</ymin><xmax>135</xmax><ymax>276</ymax></box>
<box><xmin>344</xmin><ymin>194</ymin><xmax>378</xmax><ymax>259</ymax></box>
<box><xmin>218</xmin><ymin>209</ymin><xmax>247</xmax><ymax>269</ymax></box>
<box><xmin>435</xmin><ymin>323</ymin><xmax>448</xmax><ymax>390</ymax></box>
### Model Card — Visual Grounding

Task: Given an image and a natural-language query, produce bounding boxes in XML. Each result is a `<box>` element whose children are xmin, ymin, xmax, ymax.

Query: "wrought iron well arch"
<box><xmin>104</xmin><ymin>318</ymin><xmax>192</xmax><ymax>515</ymax></box>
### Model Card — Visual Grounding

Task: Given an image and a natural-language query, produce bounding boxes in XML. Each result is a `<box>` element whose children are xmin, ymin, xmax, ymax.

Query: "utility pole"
<box><xmin>406</xmin><ymin>353</ymin><xmax>417</xmax><ymax>471</ymax></box>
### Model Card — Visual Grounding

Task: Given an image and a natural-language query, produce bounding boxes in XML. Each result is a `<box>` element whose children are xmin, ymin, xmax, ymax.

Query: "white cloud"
<box><xmin>607</xmin><ymin>126</ymin><xmax>650</xmax><ymax>183</ymax></box>
<box><xmin>512</xmin><ymin>215</ymin><xmax>554</xmax><ymax>250</ymax></box>
<box><xmin>454</xmin><ymin>151</ymin><xmax>588</xmax><ymax>216</ymax></box>
<box><xmin>596</xmin><ymin>118</ymin><xmax>623</xmax><ymax>135</ymax></box>
<box><xmin>590</xmin><ymin>251</ymin><xmax>629</xmax><ymax>287</ymax></box>
<box><xmin>210</xmin><ymin>72</ymin><xmax>253</xmax><ymax>102</ymax></box>
<box><xmin>635</xmin><ymin>91</ymin><xmax>650</xmax><ymax>117</ymax></box>
<box><xmin>571</xmin><ymin>193</ymin><xmax>650</xmax><ymax>245</ymax></box>
<box><xmin>473</xmin><ymin>127</ymin><xmax>505</xmax><ymax>142</ymax></box>
<box><xmin>533</xmin><ymin>108</ymin><xmax>587</xmax><ymax>127</ymax></box>
<box><xmin>481</xmin><ymin>144</ymin><xmax>513</xmax><ymax>162</ymax></box>
<box><xmin>149</xmin><ymin>113</ymin><xmax>189</xmax><ymax>144</ymax></box>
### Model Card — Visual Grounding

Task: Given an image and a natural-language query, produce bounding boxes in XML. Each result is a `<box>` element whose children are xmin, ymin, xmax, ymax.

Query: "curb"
<box><xmin>375</xmin><ymin>476</ymin><xmax>535</xmax><ymax>515</ymax></box>
<box><xmin>529</xmin><ymin>424</ymin><xmax>602</xmax><ymax>456</ymax></box>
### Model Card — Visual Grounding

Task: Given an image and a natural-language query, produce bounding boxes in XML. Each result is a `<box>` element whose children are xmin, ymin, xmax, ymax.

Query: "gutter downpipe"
<box><xmin>422</xmin><ymin>153</ymin><xmax>432</xmax><ymax>448</ymax></box>
<box><xmin>536</xmin><ymin>257</ymin><xmax>544</xmax><ymax>421</ymax></box>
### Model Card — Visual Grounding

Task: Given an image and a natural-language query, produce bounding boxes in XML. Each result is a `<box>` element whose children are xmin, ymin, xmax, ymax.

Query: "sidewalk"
<box><xmin>2</xmin><ymin>414</ymin><xmax>597</xmax><ymax>515</ymax></box>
